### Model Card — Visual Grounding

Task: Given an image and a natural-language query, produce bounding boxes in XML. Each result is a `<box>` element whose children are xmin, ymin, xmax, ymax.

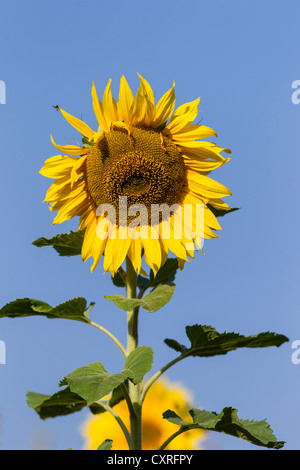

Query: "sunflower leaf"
<box><xmin>89</xmin><ymin>384</ymin><xmax>126</xmax><ymax>415</ymax></box>
<box><xmin>26</xmin><ymin>388</ymin><xmax>88</xmax><ymax>419</ymax></box>
<box><xmin>123</xmin><ymin>346</ymin><xmax>153</xmax><ymax>384</ymax></box>
<box><xmin>32</xmin><ymin>229</ymin><xmax>85</xmax><ymax>257</ymax></box>
<box><xmin>142</xmin><ymin>284</ymin><xmax>176</xmax><ymax>312</ymax></box>
<box><xmin>0</xmin><ymin>297</ymin><xmax>94</xmax><ymax>324</ymax></box>
<box><xmin>164</xmin><ymin>324</ymin><xmax>288</xmax><ymax>357</ymax></box>
<box><xmin>62</xmin><ymin>362</ymin><xmax>129</xmax><ymax>406</ymax></box>
<box><xmin>27</xmin><ymin>384</ymin><xmax>125</xmax><ymax>420</ymax></box>
<box><xmin>62</xmin><ymin>348</ymin><xmax>153</xmax><ymax>406</ymax></box>
<box><xmin>137</xmin><ymin>275</ymin><xmax>151</xmax><ymax>289</ymax></box>
<box><xmin>163</xmin><ymin>407</ymin><xmax>284</xmax><ymax>449</ymax></box>
<box><xmin>105</xmin><ymin>284</ymin><xmax>175</xmax><ymax>313</ymax></box>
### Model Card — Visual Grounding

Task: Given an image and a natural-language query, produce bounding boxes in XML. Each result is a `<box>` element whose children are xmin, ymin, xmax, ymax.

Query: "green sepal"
<box><xmin>207</xmin><ymin>204</ymin><xmax>239</xmax><ymax>218</ymax></box>
<box><xmin>82</xmin><ymin>136</ymin><xmax>93</xmax><ymax>149</ymax></box>
<box><xmin>149</xmin><ymin>258</ymin><xmax>179</xmax><ymax>287</ymax></box>
<box><xmin>164</xmin><ymin>324</ymin><xmax>288</xmax><ymax>358</ymax></box>
<box><xmin>32</xmin><ymin>229</ymin><xmax>85</xmax><ymax>257</ymax></box>
<box><xmin>111</xmin><ymin>272</ymin><xmax>126</xmax><ymax>288</ymax></box>
<box><xmin>111</xmin><ymin>259</ymin><xmax>179</xmax><ymax>291</ymax></box>
<box><xmin>0</xmin><ymin>297</ymin><xmax>94</xmax><ymax>323</ymax></box>
<box><xmin>163</xmin><ymin>407</ymin><xmax>284</xmax><ymax>449</ymax></box>
<box><xmin>111</xmin><ymin>272</ymin><xmax>150</xmax><ymax>289</ymax></box>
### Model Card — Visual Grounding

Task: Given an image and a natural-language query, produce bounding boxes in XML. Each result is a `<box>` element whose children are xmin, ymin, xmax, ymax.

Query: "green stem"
<box><xmin>158</xmin><ymin>426</ymin><xmax>196</xmax><ymax>450</ymax></box>
<box><xmin>141</xmin><ymin>354</ymin><xmax>188</xmax><ymax>403</ymax></box>
<box><xmin>121</xmin><ymin>382</ymin><xmax>135</xmax><ymax>418</ymax></box>
<box><xmin>97</xmin><ymin>400</ymin><xmax>132</xmax><ymax>449</ymax></box>
<box><xmin>125</xmin><ymin>256</ymin><xmax>142</xmax><ymax>450</ymax></box>
<box><xmin>88</xmin><ymin>319</ymin><xmax>127</xmax><ymax>359</ymax></box>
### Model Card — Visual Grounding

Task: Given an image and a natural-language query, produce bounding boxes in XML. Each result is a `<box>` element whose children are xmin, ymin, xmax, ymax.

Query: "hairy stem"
<box><xmin>141</xmin><ymin>354</ymin><xmax>188</xmax><ymax>403</ymax></box>
<box><xmin>88</xmin><ymin>319</ymin><xmax>127</xmax><ymax>359</ymax></box>
<box><xmin>125</xmin><ymin>256</ymin><xmax>142</xmax><ymax>450</ymax></box>
<box><xmin>97</xmin><ymin>400</ymin><xmax>132</xmax><ymax>449</ymax></box>
<box><xmin>158</xmin><ymin>426</ymin><xmax>196</xmax><ymax>450</ymax></box>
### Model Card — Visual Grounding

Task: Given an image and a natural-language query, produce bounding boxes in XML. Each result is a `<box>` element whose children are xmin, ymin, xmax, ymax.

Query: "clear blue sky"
<box><xmin>0</xmin><ymin>0</ymin><xmax>299</xmax><ymax>450</ymax></box>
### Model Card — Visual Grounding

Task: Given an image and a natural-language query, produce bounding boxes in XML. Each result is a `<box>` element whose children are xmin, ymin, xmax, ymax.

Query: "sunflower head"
<box><xmin>39</xmin><ymin>74</ymin><xmax>232</xmax><ymax>275</ymax></box>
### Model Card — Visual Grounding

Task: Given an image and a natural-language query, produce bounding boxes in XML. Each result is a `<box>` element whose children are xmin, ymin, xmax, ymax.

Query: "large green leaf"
<box><xmin>62</xmin><ymin>362</ymin><xmax>128</xmax><ymax>406</ymax></box>
<box><xmin>0</xmin><ymin>297</ymin><xmax>94</xmax><ymax>324</ymax></box>
<box><xmin>62</xmin><ymin>347</ymin><xmax>153</xmax><ymax>406</ymax></box>
<box><xmin>163</xmin><ymin>407</ymin><xmax>284</xmax><ymax>449</ymax></box>
<box><xmin>32</xmin><ymin>230</ymin><xmax>85</xmax><ymax>257</ymax></box>
<box><xmin>26</xmin><ymin>388</ymin><xmax>88</xmax><ymax>419</ymax></box>
<box><xmin>123</xmin><ymin>346</ymin><xmax>153</xmax><ymax>384</ymax></box>
<box><xmin>105</xmin><ymin>284</ymin><xmax>175</xmax><ymax>313</ymax></box>
<box><xmin>164</xmin><ymin>324</ymin><xmax>288</xmax><ymax>358</ymax></box>
<box><xmin>89</xmin><ymin>384</ymin><xmax>126</xmax><ymax>415</ymax></box>
<box><xmin>27</xmin><ymin>385</ymin><xmax>125</xmax><ymax>420</ymax></box>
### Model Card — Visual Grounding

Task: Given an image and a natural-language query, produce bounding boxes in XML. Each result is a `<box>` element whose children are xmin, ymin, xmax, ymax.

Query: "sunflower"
<box><xmin>39</xmin><ymin>74</ymin><xmax>232</xmax><ymax>275</ymax></box>
<box><xmin>81</xmin><ymin>378</ymin><xmax>206</xmax><ymax>450</ymax></box>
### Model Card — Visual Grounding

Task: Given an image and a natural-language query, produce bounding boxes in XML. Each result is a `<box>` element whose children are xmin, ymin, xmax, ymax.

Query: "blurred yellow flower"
<box><xmin>81</xmin><ymin>378</ymin><xmax>206</xmax><ymax>450</ymax></box>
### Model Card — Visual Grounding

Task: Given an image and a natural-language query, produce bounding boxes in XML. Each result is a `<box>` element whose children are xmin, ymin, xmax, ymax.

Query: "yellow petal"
<box><xmin>172</xmin><ymin>123</ymin><xmax>217</xmax><ymax>142</ymax></box>
<box><xmin>187</xmin><ymin>170</ymin><xmax>232</xmax><ymax>199</ymax></box>
<box><xmin>164</xmin><ymin>237</ymin><xmax>188</xmax><ymax>261</ymax></box>
<box><xmin>90</xmin><ymin>235</ymin><xmax>107</xmax><ymax>272</ymax></box>
<box><xmin>79</xmin><ymin>206</ymin><xmax>96</xmax><ymax>231</ymax></box>
<box><xmin>39</xmin><ymin>155</ymin><xmax>78</xmax><ymax>178</ymax></box>
<box><xmin>103</xmin><ymin>78</ymin><xmax>118</xmax><ymax>124</ymax></box>
<box><xmin>166</xmin><ymin>98</ymin><xmax>200</xmax><ymax>134</ymax></box>
<box><xmin>129</xmin><ymin>90</ymin><xmax>154</xmax><ymax>126</ymax></box>
<box><xmin>58</xmin><ymin>107</ymin><xmax>95</xmax><ymax>139</ymax></box>
<box><xmin>50</xmin><ymin>135</ymin><xmax>89</xmax><ymax>155</ymax></box>
<box><xmin>91</xmin><ymin>81</ymin><xmax>111</xmax><ymax>132</ymax></box>
<box><xmin>118</xmin><ymin>75</ymin><xmax>134</xmax><ymax>123</ymax></box>
<box><xmin>103</xmin><ymin>237</ymin><xmax>127</xmax><ymax>275</ymax></box>
<box><xmin>52</xmin><ymin>190</ymin><xmax>88</xmax><ymax>224</ymax></box>
<box><xmin>153</xmin><ymin>83</ymin><xmax>175</xmax><ymax>128</ymax></box>
<box><xmin>44</xmin><ymin>176</ymin><xmax>71</xmax><ymax>202</ymax></box>
<box><xmin>137</xmin><ymin>73</ymin><xmax>155</xmax><ymax>105</ymax></box>
<box><xmin>182</xmin><ymin>154</ymin><xmax>229</xmax><ymax>173</ymax></box>
<box><xmin>128</xmin><ymin>237</ymin><xmax>142</xmax><ymax>274</ymax></box>
<box><xmin>70</xmin><ymin>154</ymin><xmax>87</xmax><ymax>185</ymax></box>
<box><xmin>82</xmin><ymin>218</ymin><xmax>97</xmax><ymax>262</ymax></box>
<box><xmin>142</xmin><ymin>237</ymin><xmax>162</xmax><ymax>276</ymax></box>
